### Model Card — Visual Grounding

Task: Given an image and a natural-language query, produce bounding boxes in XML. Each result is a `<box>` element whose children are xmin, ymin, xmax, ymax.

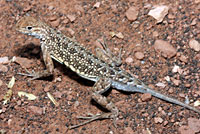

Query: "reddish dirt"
<box><xmin>0</xmin><ymin>0</ymin><xmax>200</xmax><ymax>134</ymax></box>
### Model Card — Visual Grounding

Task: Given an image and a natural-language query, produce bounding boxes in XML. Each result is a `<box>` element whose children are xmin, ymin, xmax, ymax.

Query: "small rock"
<box><xmin>53</xmin><ymin>91</ymin><xmax>62</xmax><ymax>98</ymax></box>
<box><xmin>148</xmin><ymin>5</ymin><xmax>169</xmax><ymax>23</ymax></box>
<box><xmin>0</xmin><ymin>64</ymin><xmax>8</xmax><ymax>72</ymax></box>
<box><xmin>163</xmin><ymin>120</ymin><xmax>168</xmax><ymax>126</ymax></box>
<box><xmin>168</xmin><ymin>14</ymin><xmax>175</xmax><ymax>19</ymax></box>
<box><xmin>23</xmin><ymin>5</ymin><xmax>32</xmax><ymax>12</ymax></box>
<box><xmin>125</xmin><ymin>6</ymin><xmax>138</xmax><ymax>21</ymax></box>
<box><xmin>50</xmin><ymin>19</ymin><xmax>60</xmax><ymax>27</ymax></box>
<box><xmin>111</xmin><ymin>4</ymin><xmax>117</xmax><ymax>12</ymax></box>
<box><xmin>125</xmin><ymin>57</ymin><xmax>133</xmax><ymax>63</ymax></box>
<box><xmin>189</xmin><ymin>39</ymin><xmax>200</xmax><ymax>52</ymax></box>
<box><xmin>49</xmin><ymin>15</ymin><xmax>58</xmax><ymax>21</ymax></box>
<box><xmin>168</xmin><ymin>88</ymin><xmax>173</xmax><ymax>94</ymax></box>
<box><xmin>153</xmin><ymin>31</ymin><xmax>159</xmax><ymax>37</ymax></box>
<box><xmin>17</xmin><ymin>100</ymin><xmax>21</xmax><ymax>106</ymax></box>
<box><xmin>154</xmin><ymin>117</ymin><xmax>163</xmax><ymax>123</ymax></box>
<box><xmin>74</xmin><ymin>5</ymin><xmax>84</xmax><ymax>13</ymax></box>
<box><xmin>179</xmin><ymin>55</ymin><xmax>188</xmax><ymax>63</ymax></box>
<box><xmin>178</xmin><ymin>126</ymin><xmax>195</xmax><ymax>134</ymax></box>
<box><xmin>115</xmin><ymin>32</ymin><xmax>124</xmax><ymax>39</ymax></box>
<box><xmin>155</xmin><ymin>82</ymin><xmax>166</xmax><ymax>88</ymax></box>
<box><xmin>172</xmin><ymin>65</ymin><xmax>183</xmax><ymax>74</ymax></box>
<box><xmin>0</xmin><ymin>57</ymin><xmax>9</xmax><ymax>64</ymax></box>
<box><xmin>124</xmin><ymin>127</ymin><xmax>134</xmax><ymax>134</ymax></box>
<box><xmin>27</xmin><ymin>106</ymin><xmax>44</xmax><ymax>115</ymax></box>
<box><xmin>135</xmin><ymin>52</ymin><xmax>144</xmax><ymax>60</ymax></box>
<box><xmin>93</xmin><ymin>2</ymin><xmax>101</xmax><ymax>8</ymax></box>
<box><xmin>13</xmin><ymin>56</ymin><xmax>33</xmax><ymax>69</ymax></box>
<box><xmin>67</xmin><ymin>14</ymin><xmax>76</xmax><ymax>22</ymax></box>
<box><xmin>188</xmin><ymin>118</ymin><xmax>200</xmax><ymax>132</ymax></box>
<box><xmin>44</xmin><ymin>85</ymin><xmax>51</xmax><ymax>92</ymax></box>
<box><xmin>172</xmin><ymin>78</ymin><xmax>181</xmax><ymax>86</ymax></box>
<box><xmin>184</xmin><ymin>83</ymin><xmax>191</xmax><ymax>88</ymax></box>
<box><xmin>74</xmin><ymin>101</ymin><xmax>79</xmax><ymax>108</ymax></box>
<box><xmin>66</xmin><ymin>28</ymin><xmax>75</xmax><ymax>36</ymax></box>
<box><xmin>62</xmin><ymin>18</ymin><xmax>69</xmax><ymax>24</ymax></box>
<box><xmin>141</xmin><ymin>93</ymin><xmax>152</xmax><ymax>101</ymax></box>
<box><xmin>179</xmin><ymin>93</ymin><xmax>185</xmax><ymax>98</ymax></box>
<box><xmin>0</xmin><ymin>79</ymin><xmax>3</xmax><ymax>86</ymax></box>
<box><xmin>8</xmin><ymin>119</ymin><xmax>12</xmax><ymax>126</ymax></box>
<box><xmin>191</xmin><ymin>18</ymin><xmax>197</xmax><ymax>26</ymax></box>
<box><xmin>154</xmin><ymin>40</ymin><xmax>176</xmax><ymax>58</ymax></box>
<box><xmin>164</xmin><ymin>76</ymin><xmax>170</xmax><ymax>82</ymax></box>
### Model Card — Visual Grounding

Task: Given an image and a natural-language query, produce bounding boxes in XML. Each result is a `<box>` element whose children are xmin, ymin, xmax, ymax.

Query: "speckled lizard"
<box><xmin>16</xmin><ymin>16</ymin><xmax>200</xmax><ymax>129</ymax></box>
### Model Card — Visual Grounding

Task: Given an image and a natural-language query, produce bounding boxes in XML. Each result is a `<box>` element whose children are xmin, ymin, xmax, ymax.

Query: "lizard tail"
<box><xmin>114</xmin><ymin>82</ymin><xmax>200</xmax><ymax>114</ymax></box>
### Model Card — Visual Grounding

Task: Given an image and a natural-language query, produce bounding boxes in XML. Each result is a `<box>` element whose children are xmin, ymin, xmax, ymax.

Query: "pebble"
<box><xmin>179</xmin><ymin>93</ymin><xmax>185</xmax><ymax>98</ymax></box>
<box><xmin>163</xmin><ymin>120</ymin><xmax>168</xmax><ymax>126</ymax></box>
<box><xmin>13</xmin><ymin>56</ymin><xmax>33</xmax><ymax>69</ymax></box>
<box><xmin>50</xmin><ymin>19</ymin><xmax>60</xmax><ymax>27</ymax></box>
<box><xmin>172</xmin><ymin>78</ymin><xmax>181</xmax><ymax>86</ymax></box>
<box><xmin>191</xmin><ymin>18</ymin><xmax>198</xmax><ymax>26</ymax></box>
<box><xmin>154</xmin><ymin>117</ymin><xmax>163</xmax><ymax>123</ymax></box>
<box><xmin>27</xmin><ymin>106</ymin><xmax>44</xmax><ymax>115</ymax></box>
<box><xmin>49</xmin><ymin>15</ymin><xmax>58</xmax><ymax>21</ymax></box>
<box><xmin>93</xmin><ymin>2</ymin><xmax>101</xmax><ymax>8</ymax></box>
<box><xmin>179</xmin><ymin>118</ymin><xmax>200</xmax><ymax>134</ymax></box>
<box><xmin>148</xmin><ymin>5</ymin><xmax>169</xmax><ymax>23</ymax></box>
<box><xmin>189</xmin><ymin>39</ymin><xmax>200</xmax><ymax>52</ymax></box>
<box><xmin>67</xmin><ymin>14</ymin><xmax>76</xmax><ymax>22</ymax></box>
<box><xmin>66</xmin><ymin>28</ymin><xmax>75</xmax><ymax>36</ymax></box>
<box><xmin>179</xmin><ymin>55</ymin><xmax>188</xmax><ymax>63</ymax></box>
<box><xmin>53</xmin><ymin>91</ymin><xmax>62</xmax><ymax>98</ymax></box>
<box><xmin>0</xmin><ymin>79</ymin><xmax>3</xmax><ymax>86</ymax></box>
<box><xmin>168</xmin><ymin>88</ymin><xmax>174</xmax><ymax>94</ymax></box>
<box><xmin>125</xmin><ymin>57</ymin><xmax>133</xmax><ymax>63</ymax></box>
<box><xmin>44</xmin><ymin>85</ymin><xmax>51</xmax><ymax>92</ymax></box>
<box><xmin>0</xmin><ymin>64</ymin><xmax>8</xmax><ymax>72</ymax></box>
<box><xmin>141</xmin><ymin>93</ymin><xmax>152</xmax><ymax>102</ymax></box>
<box><xmin>125</xmin><ymin>6</ymin><xmax>138</xmax><ymax>21</ymax></box>
<box><xmin>124</xmin><ymin>127</ymin><xmax>134</xmax><ymax>134</ymax></box>
<box><xmin>135</xmin><ymin>52</ymin><xmax>144</xmax><ymax>60</ymax></box>
<box><xmin>62</xmin><ymin>18</ymin><xmax>69</xmax><ymax>24</ymax></box>
<box><xmin>0</xmin><ymin>57</ymin><xmax>9</xmax><ymax>64</ymax></box>
<box><xmin>23</xmin><ymin>5</ymin><xmax>32</xmax><ymax>12</ymax></box>
<box><xmin>154</xmin><ymin>40</ymin><xmax>177</xmax><ymax>58</ymax></box>
<box><xmin>74</xmin><ymin>5</ymin><xmax>84</xmax><ymax>13</ymax></box>
<box><xmin>155</xmin><ymin>82</ymin><xmax>166</xmax><ymax>88</ymax></box>
<box><xmin>172</xmin><ymin>65</ymin><xmax>183</xmax><ymax>74</ymax></box>
<box><xmin>8</xmin><ymin>119</ymin><xmax>12</xmax><ymax>126</ymax></box>
<box><xmin>153</xmin><ymin>31</ymin><xmax>159</xmax><ymax>37</ymax></box>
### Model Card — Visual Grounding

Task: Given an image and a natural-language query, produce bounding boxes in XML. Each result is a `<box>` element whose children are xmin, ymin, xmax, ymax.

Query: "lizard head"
<box><xmin>16</xmin><ymin>16</ymin><xmax>49</xmax><ymax>39</ymax></box>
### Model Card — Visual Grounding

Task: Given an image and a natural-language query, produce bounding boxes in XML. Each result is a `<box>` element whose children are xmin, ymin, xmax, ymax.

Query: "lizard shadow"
<box><xmin>15</xmin><ymin>42</ymin><xmax>41</xmax><ymax>59</ymax></box>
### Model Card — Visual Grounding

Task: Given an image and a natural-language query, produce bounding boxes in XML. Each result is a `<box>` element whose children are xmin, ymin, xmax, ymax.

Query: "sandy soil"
<box><xmin>0</xmin><ymin>0</ymin><xmax>200</xmax><ymax>134</ymax></box>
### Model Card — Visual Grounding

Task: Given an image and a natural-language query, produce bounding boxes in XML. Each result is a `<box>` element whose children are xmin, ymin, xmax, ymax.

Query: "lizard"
<box><xmin>15</xmin><ymin>16</ymin><xmax>200</xmax><ymax>129</ymax></box>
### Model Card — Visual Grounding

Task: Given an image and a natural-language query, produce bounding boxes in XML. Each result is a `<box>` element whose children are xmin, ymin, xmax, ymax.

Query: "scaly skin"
<box><xmin>16</xmin><ymin>16</ymin><xmax>200</xmax><ymax>129</ymax></box>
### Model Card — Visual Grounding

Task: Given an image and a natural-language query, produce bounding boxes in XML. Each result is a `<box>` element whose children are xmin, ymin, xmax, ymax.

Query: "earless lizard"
<box><xmin>15</xmin><ymin>16</ymin><xmax>200</xmax><ymax>129</ymax></box>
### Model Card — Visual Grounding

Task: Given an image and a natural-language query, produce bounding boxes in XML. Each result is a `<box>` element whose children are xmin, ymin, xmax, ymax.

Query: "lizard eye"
<box><xmin>26</xmin><ymin>26</ymin><xmax>32</xmax><ymax>30</ymax></box>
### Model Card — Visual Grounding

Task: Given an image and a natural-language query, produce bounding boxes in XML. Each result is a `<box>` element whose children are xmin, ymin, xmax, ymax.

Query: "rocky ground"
<box><xmin>0</xmin><ymin>0</ymin><xmax>200</xmax><ymax>134</ymax></box>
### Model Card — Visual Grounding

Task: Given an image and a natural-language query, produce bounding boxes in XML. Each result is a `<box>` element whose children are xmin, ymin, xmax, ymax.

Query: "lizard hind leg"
<box><xmin>69</xmin><ymin>78</ymin><xmax>119</xmax><ymax>129</ymax></box>
<box><xmin>95</xmin><ymin>38</ymin><xmax>122</xmax><ymax>67</ymax></box>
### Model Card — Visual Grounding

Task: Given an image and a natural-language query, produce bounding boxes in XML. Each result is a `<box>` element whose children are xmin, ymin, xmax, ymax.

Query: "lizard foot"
<box><xmin>18</xmin><ymin>68</ymin><xmax>52</xmax><ymax>80</ymax></box>
<box><xmin>18</xmin><ymin>69</ymin><xmax>40</xmax><ymax>80</ymax></box>
<box><xmin>69</xmin><ymin>112</ymin><xmax>117</xmax><ymax>129</ymax></box>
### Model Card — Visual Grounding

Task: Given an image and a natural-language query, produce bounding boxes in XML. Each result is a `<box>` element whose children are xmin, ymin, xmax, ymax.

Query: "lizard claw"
<box><xmin>17</xmin><ymin>68</ymin><xmax>40</xmax><ymax>80</ymax></box>
<box><xmin>69</xmin><ymin>112</ymin><xmax>114</xmax><ymax>129</ymax></box>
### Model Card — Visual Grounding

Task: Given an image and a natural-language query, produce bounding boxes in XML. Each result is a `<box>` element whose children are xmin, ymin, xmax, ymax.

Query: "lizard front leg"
<box><xmin>69</xmin><ymin>78</ymin><xmax>119</xmax><ymax>129</ymax></box>
<box><xmin>18</xmin><ymin>44</ymin><xmax>54</xmax><ymax>80</ymax></box>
